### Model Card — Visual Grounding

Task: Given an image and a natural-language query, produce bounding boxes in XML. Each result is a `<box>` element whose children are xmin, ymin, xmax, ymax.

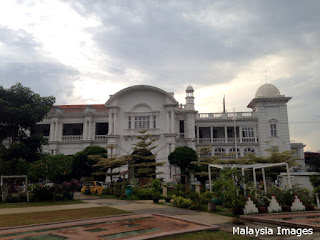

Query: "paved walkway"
<box><xmin>1</xmin><ymin>193</ymin><xmax>320</xmax><ymax>239</ymax></box>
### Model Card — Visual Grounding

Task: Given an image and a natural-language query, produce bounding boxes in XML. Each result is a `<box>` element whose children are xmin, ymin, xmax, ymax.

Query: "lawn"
<box><xmin>0</xmin><ymin>207</ymin><xmax>130</xmax><ymax>228</ymax></box>
<box><xmin>154</xmin><ymin>231</ymin><xmax>252</xmax><ymax>240</ymax></box>
<box><xmin>0</xmin><ymin>200</ymin><xmax>84</xmax><ymax>209</ymax></box>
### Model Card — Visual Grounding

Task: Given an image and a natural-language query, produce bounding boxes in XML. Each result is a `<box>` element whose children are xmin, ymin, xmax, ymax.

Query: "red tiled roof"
<box><xmin>53</xmin><ymin>104</ymin><xmax>109</xmax><ymax>112</ymax></box>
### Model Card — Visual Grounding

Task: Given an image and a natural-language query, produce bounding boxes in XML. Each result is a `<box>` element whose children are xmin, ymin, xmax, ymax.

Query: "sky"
<box><xmin>0</xmin><ymin>0</ymin><xmax>319</xmax><ymax>152</ymax></box>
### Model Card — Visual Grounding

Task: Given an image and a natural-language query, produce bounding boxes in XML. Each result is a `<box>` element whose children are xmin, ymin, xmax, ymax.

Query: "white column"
<box><xmin>210</xmin><ymin>126</ymin><xmax>213</xmax><ymax>143</ymax></box>
<box><xmin>113</xmin><ymin>113</ymin><xmax>117</xmax><ymax>134</ymax></box>
<box><xmin>108</xmin><ymin>112</ymin><xmax>113</xmax><ymax>135</ymax></box>
<box><xmin>254</xmin><ymin>125</ymin><xmax>258</xmax><ymax>143</ymax></box>
<box><xmin>196</xmin><ymin>126</ymin><xmax>199</xmax><ymax>143</ymax></box>
<box><xmin>171</xmin><ymin>110</ymin><xmax>175</xmax><ymax>133</ymax></box>
<box><xmin>50</xmin><ymin>122</ymin><xmax>54</xmax><ymax>141</ymax></box>
<box><xmin>88</xmin><ymin>120</ymin><xmax>92</xmax><ymax>140</ymax></box>
<box><xmin>166</xmin><ymin>112</ymin><xmax>170</xmax><ymax>133</ymax></box>
<box><xmin>239</xmin><ymin>126</ymin><xmax>243</xmax><ymax>143</ymax></box>
<box><xmin>54</xmin><ymin>121</ymin><xmax>58</xmax><ymax>141</ymax></box>
<box><xmin>224</xmin><ymin>125</ymin><xmax>228</xmax><ymax>143</ymax></box>
<box><xmin>83</xmin><ymin>121</ymin><xmax>88</xmax><ymax>140</ymax></box>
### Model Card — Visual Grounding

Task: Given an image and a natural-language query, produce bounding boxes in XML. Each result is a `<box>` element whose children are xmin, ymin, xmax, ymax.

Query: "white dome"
<box><xmin>186</xmin><ymin>85</ymin><xmax>194</xmax><ymax>92</ymax></box>
<box><xmin>255</xmin><ymin>83</ymin><xmax>281</xmax><ymax>98</ymax></box>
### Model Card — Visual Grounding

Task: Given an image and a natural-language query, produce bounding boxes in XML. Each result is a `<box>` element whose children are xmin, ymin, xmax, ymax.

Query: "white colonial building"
<box><xmin>35</xmin><ymin>83</ymin><xmax>305</xmax><ymax>182</ymax></box>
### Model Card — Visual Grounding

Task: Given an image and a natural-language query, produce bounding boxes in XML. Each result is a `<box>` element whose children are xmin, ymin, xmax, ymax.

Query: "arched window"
<box><xmin>214</xmin><ymin>148</ymin><xmax>225</xmax><ymax>157</ymax></box>
<box><xmin>228</xmin><ymin>147</ymin><xmax>240</xmax><ymax>158</ymax></box>
<box><xmin>244</xmin><ymin>147</ymin><xmax>255</xmax><ymax>156</ymax></box>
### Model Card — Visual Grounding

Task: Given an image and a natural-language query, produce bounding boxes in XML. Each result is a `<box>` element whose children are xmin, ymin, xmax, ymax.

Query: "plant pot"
<box><xmin>153</xmin><ymin>198</ymin><xmax>159</xmax><ymax>203</ymax></box>
<box><xmin>232</xmin><ymin>207</ymin><xmax>244</xmax><ymax>215</ymax></box>
<box><xmin>258</xmin><ymin>206</ymin><xmax>267</xmax><ymax>213</ymax></box>
<box><xmin>211</xmin><ymin>198</ymin><xmax>223</xmax><ymax>206</ymax></box>
<box><xmin>208</xmin><ymin>201</ymin><xmax>216</xmax><ymax>212</ymax></box>
<box><xmin>281</xmin><ymin>206</ymin><xmax>291</xmax><ymax>212</ymax></box>
<box><xmin>306</xmin><ymin>205</ymin><xmax>315</xmax><ymax>211</ymax></box>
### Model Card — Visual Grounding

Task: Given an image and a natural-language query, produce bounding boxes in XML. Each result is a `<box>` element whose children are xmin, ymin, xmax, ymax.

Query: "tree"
<box><xmin>29</xmin><ymin>154</ymin><xmax>72</xmax><ymax>184</ymax></box>
<box><xmin>89</xmin><ymin>145</ymin><xmax>130</xmax><ymax>182</ymax></box>
<box><xmin>130</xmin><ymin>130</ymin><xmax>165</xmax><ymax>179</ymax></box>
<box><xmin>28</xmin><ymin>154</ymin><xmax>73</xmax><ymax>201</ymax></box>
<box><xmin>192</xmin><ymin>146</ymin><xmax>219</xmax><ymax>183</ymax></box>
<box><xmin>71</xmin><ymin>146</ymin><xmax>108</xmax><ymax>180</ymax></box>
<box><xmin>0</xmin><ymin>83</ymin><xmax>55</xmax><ymax>144</ymax></box>
<box><xmin>168</xmin><ymin>146</ymin><xmax>197</xmax><ymax>175</ymax></box>
<box><xmin>0</xmin><ymin>83</ymin><xmax>55</xmax><ymax>174</ymax></box>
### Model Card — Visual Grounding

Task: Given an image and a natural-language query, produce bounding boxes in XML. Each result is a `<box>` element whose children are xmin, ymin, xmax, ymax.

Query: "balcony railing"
<box><xmin>196</xmin><ymin>112</ymin><xmax>256</xmax><ymax>119</ymax></box>
<box><xmin>196</xmin><ymin>137</ymin><xmax>256</xmax><ymax>144</ymax></box>
<box><xmin>95</xmin><ymin>135</ymin><xmax>108</xmax><ymax>141</ymax></box>
<box><xmin>62</xmin><ymin>135</ymin><xmax>82</xmax><ymax>141</ymax></box>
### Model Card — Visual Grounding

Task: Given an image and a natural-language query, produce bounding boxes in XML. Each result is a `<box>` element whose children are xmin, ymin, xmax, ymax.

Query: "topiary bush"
<box><xmin>172</xmin><ymin>196</ymin><xmax>193</xmax><ymax>209</ymax></box>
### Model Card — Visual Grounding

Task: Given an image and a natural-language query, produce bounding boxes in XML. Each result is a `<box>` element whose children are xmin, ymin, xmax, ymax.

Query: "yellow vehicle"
<box><xmin>81</xmin><ymin>181</ymin><xmax>104</xmax><ymax>195</ymax></box>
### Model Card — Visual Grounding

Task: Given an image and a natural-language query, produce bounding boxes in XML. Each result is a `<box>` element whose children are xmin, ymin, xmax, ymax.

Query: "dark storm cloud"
<box><xmin>0</xmin><ymin>62</ymin><xmax>79</xmax><ymax>103</ymax></box>
<box><xmin>67</xmin><ymin>0</ymin><xmax>320</xmax><ymax>87</ymax></box>
<box><xmin>0</xmin><ymin>27</ymin><xmax>79</xmax><ymax>103</ymax></box>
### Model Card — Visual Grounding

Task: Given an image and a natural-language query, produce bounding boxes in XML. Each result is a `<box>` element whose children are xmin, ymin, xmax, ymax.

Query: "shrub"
<box><xmin>172</xmin><ymin>196</ymin><xmax>193</xmax><ymax>209</ymax></box>
<box><xmin>133</xmin><ymin>187</ymin><xmax>153</xmax><ymax>200</ymax></box>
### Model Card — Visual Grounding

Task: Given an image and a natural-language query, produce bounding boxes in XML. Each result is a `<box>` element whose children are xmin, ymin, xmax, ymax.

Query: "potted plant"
<box><xmin>279</xmin><ymin>188</ymin><xmax>294</xmax><ymax>212</ymax></box>
<box><xmin>232</xmin><ymin>196</ymin><xmax>246</xmax><ymax>215</ymax></box>
<box><xmin>151</xmin><ymin>190</ymin><xmax>162</xmax><ymax>203</ymax></box>
<box><xmin>255</xmin><ymin>195</ymin><xmax>270</xmax><ymax>213</ymax></box>
<box><xmin>295</xmin><ymin>187</ymin><xmax>314</xmax><ymax>211</ymax></box>
<box><xmin>165</xmin><ymin>194</ymin><xmax>172</xmax><ymax>203</ymax></box>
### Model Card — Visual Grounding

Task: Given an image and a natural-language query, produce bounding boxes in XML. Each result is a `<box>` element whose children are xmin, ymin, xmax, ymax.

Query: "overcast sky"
<box><xmin>0</xmin><ymin>0</ymin><xmax>319</xmax><ymax>152</ymax></box>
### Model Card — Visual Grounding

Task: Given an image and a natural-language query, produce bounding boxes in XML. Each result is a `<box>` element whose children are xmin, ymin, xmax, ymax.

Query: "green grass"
<box><xmin>0</xmin><ymin>206</ymin><xmax>130</xmax><ymax>228</ymax></box>
<box><xmin>154</xmin><ymin>231</ymin><xmax>252</xmax><ymax>240</ymax></box>
<box><xmin>0</xmin><ymin>200</ymin><xmax>84</xmax><ymax>209</ymax></box>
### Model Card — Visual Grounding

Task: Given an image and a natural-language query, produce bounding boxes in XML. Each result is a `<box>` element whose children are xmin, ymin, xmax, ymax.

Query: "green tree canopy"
<box><xmin>0</xmin><ymin>83</ymin><xmax>55</xmax><ymax>143</ymax></box>
<box><xmin>168</xmin><ymin>146</ymin><xmax>197</xmax><ymax>175</ymax></box>
<box><xmin>29</xmin><ymin>154</ymin><xmax>72</xmax><ymax>184</ymax></box>
<box><xmin>71</xmin><ymin>146</ymin><xmax>108</xmax><ymax>180</ymax></box>
<box><xmin>0</xmin><ymin>83</ymin><xmax>55</xmax><ymax>174</ymax></box>
<box><xmin>90</xmin><ymin>145</ymin><xmax>130</xmax><ymax>182</ymax></box>
<box><xmin>130</xmin><ymin>130</ymin><xmax>164</xmax><ymax>179</ymax></box>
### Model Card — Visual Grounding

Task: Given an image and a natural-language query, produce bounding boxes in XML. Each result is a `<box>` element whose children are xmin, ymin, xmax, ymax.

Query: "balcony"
<box><xmin>95</xmin><ymin>135</ymin><xmax>108</xmax><ymax>141</ymax></box>
<box><xmin>196</xmin><ymin>137</ymin><xmax>256</xmax><ymax>144</ymax></box>
<box><xmin>196</xmin><ymin>112</ymin><xmax>256</xmax><ymax>120</ymax></box>
<box><xmin>62</xmin><ymin>135</ymin><xmax>82</xmax><ymax>142</ymax></box>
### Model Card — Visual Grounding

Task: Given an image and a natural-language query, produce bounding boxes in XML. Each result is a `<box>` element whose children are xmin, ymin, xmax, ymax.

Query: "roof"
<box><xmin>255</xmin><ymin>83</ymin><xmax>282</xmax><ymax>98</ymax></box>
<box><xmin>53</xmin><ymin>104</ymin><xmax>109</xmax><ymax>113</ymax></box>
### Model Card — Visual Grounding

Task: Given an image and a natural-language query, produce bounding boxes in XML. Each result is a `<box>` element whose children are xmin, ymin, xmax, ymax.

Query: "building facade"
<box><xmin>35</xmin><ymin>84</ymin><xmax>305</xmax><ymax>182</ymax></box>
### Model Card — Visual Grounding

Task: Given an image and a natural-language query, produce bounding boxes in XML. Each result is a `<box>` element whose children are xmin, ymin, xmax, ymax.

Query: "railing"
<box><xmin>178</xmin><ymin>133</ymin><xmax>185</xmax><ymax>139</ymax></box>
<box><xmin>95</xmin><ymin>135</ymin><xmax>108</xmax><ymax>141</ymax></box>
<box><xmin>198</xmin><ymin>138</ymin><xmax>211</xmax><ymax>143</ymax></box>
<box><xmin>212</xmin><ymin>138</ymin><xmax>226</xmax><ymax>143</ymax></box>
<box><xmin>227</xmin><ymin>138</ymin><xmax>240</xmax><ymax>143</ymax></box>
<box><xmin>197</xmin><ymin>138</ymin><xmax>254</xmax><ymax>144</ymax></box>
<box><xmin>62</xmin><ymin>135</ymin><xmax>82</xmax><ymax>141</ymax></box>
<box><xmin>197</xmin><ymin>112</ymin><xmax>256</xmax><ymax>119</ymax></box>
<box><xmin>242</xmin><ymin>138</ymin><xmax>256</xmax><ymax>143</ymax></box>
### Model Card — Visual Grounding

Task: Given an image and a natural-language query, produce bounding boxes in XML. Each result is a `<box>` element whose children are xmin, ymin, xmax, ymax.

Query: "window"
<box><xmin>95</xmin><ymin>123</ymin><xmax>108</xmax><ymax>135</ymax></box>
<box><xmin>270</xmin><ymin>124</ymin><xmax>277</xmax><ymax>137</ymax></box>
<box><xmin>128</xmin><ymin>117</ymin><xmax>132</xmax><ymax>129</ymax></box>
<box><xmin>63</xmin><ymin>123</ymin><xmax>83</xmax><ymax>135</ymax></box>
<box><xmin>153</xmin><ymin>116</ymin><xmax>157</xmax><ymax>129</ymax></box>
<box><xmin>214</xmin><ymin>148</ymin><xmax>225</xmax><ymax>157</ymax></box>
<box><xmin>134</xmin><ymin>116</ymin><xmax>150</xmax><ymax>129</ymax></box>
<box><xmin>179</xmin><ymin>120</ymin><xmax>184</xmax><ymax>133</ymax></box>
<box><xmin>33</xmin><ymin>124</ymin><xmax>50</xmax><ymax>136</ymax></box>
<box><xmin>229</xmin><ymin>147</ymin><xmax>240</xmax><ymax>158</ymax></box>
<box><xmin>242</xmin><ymin>127</ymin><xmax>254</xmax><ymax>138</ymax></box>
<box><xmin>244</xmin><ymin>147</ymin><xmax>255</xmax><ymax>156</ymax></box>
